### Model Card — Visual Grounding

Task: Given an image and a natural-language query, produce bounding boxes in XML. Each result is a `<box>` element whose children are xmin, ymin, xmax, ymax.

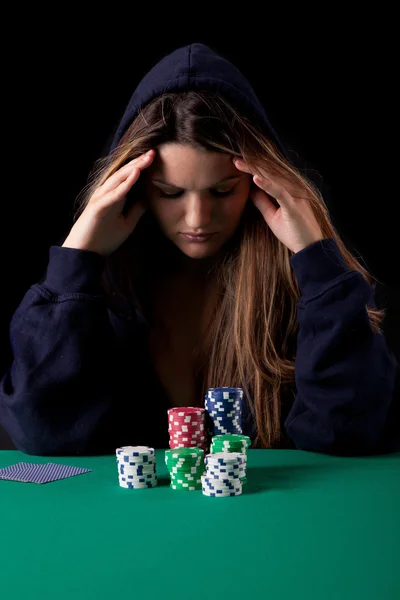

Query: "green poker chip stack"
<box><xmin>165</xmin><ymin>447</ymin><xmax>205</xmax><ymax>491</ymax></box>
<box><xmin>210</xmin><ymin>434</ymin><xmax>251</xmax><ymax>485</ymax></box>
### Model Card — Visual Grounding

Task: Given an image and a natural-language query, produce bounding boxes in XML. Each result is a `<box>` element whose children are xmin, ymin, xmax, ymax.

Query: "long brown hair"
<box><xmin>73</xmin><ymin>90</ymin><xmax>386</xmax><ymax>448</ymax></box>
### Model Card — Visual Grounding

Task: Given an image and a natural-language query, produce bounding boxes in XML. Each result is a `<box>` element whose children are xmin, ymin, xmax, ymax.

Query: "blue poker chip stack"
<box><xmin>204</xmin><ymin>387</ymin><xmax>243</xmax><ymax>438</ymax></box>
<box><xmin>116</xmin><ymin>445</ymin><xmax>157</xmax><ymax>489</ymax></box>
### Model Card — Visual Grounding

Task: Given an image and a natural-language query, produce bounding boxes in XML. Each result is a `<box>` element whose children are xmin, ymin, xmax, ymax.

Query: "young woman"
<box><xmin>1</xmin><ymin>43</ymin><xmax>398</xmax><ymax>456</ymax></box>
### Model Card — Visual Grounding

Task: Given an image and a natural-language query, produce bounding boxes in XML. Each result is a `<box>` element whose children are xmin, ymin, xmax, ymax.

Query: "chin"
<box><xmin>172</xmin><ymin>235</ymin><xmax>225</xmax><ymax>258</ymax></box>
<box><xmin>178</xmin><ymin>245</ymin><xmax>219</xmax><ymax>259</ymax></box>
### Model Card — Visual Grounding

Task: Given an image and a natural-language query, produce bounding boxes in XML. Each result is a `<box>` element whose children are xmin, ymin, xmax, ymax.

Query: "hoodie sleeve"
<box><xmin>0</xmin><ymin>246</ymin><xmax>126</xmax><ymax>456</ymax></box>
<box><xmin>284</xmin><ymin>237</ymin><xmax>400</xmax><ymax>456</ymax></box>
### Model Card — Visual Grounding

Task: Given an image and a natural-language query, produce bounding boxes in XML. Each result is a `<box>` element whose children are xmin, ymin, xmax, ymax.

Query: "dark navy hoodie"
<box><xmin>1</xmin><ymin>43</ymin><xmax>399</xmax><ymax>456</ymax></box>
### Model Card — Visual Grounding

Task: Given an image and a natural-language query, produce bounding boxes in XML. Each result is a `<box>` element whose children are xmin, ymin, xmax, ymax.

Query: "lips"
<box><xmin>180</xmin><ymin>232</ymin><xmax>216</xmax><ymax>242</ymax></box>
<box><xmin>181</xmin><ymin>233</ymin><xmax>215</xmax><ymax>237</ymax></box>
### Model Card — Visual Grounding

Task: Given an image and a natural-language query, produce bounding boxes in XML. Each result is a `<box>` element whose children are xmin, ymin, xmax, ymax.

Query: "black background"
<box><xmin>1</xmin><ymin>10</ymin><xmax>398</xmax><ymax>448</ymax></box>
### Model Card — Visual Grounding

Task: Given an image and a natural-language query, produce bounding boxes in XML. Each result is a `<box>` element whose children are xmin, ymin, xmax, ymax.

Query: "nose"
<box><xmin>184</xmin><ymin>193</ymin><xmax>214</xmax><ymax>231</ymax></box>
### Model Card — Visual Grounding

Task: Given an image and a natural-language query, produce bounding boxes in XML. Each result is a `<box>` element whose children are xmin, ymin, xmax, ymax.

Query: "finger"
<box><xmin>101</xmin><ymin>150</ymin><xmax>155</xmax><ymax>195</ymax></box>
<box><xmin>114</xmin><ymin>152</ymin><xmax>156</xmax><ymax>201</ymax></box>
<box><xmin>93</xmin><ymin>156</ymin><xmax>153</xmax><ymax>211</ymax></box>
<box><xmin>126</xmin><ymin>198</ymin><xmax>147</xmax><ymax>227</ymax></box>
<box><xmin>233</xmin><ymin>158</ymin><xmax>254</xmax><ymax>175</ymax></box>
<box><xmin>253</xmin><ymin>175</ymin><xmax>291</xmax><ymax>206</ymax></box>
<box><xmin>250</xmin><ymin>187</ymin><xmax>279</xmax><ymax>222</ymax></box>
<box><xmin>234</xmin><ymin>159</ymin><xmax>279</xmax><ymax>188</ymax></box>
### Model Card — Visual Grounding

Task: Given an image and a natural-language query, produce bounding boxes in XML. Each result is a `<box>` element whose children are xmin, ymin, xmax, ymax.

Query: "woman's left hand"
<box><xmin>233</xmin><ymin>158</ymin><xmax>324</xmax><ymax>254</ymax></box>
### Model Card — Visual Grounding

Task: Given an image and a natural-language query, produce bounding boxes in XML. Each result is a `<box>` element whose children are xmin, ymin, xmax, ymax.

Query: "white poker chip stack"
<box><xmin>210</xmin><ymin>434</ymin><xmax>250</xmax><ymax>485</ymax></box>
<box><xmin>116</xmin><ymin>446</ymin><xmax>157</xmax><ymax>489</ymax></box>
<box><xmin>201</xmin><ymin>451</ymin><xmax>246</xmax><ymax>497</ymax></box>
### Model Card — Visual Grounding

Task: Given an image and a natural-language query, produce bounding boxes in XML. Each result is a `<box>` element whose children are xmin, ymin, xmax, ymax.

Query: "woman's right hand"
<box><xmin>62</xmin><ymin>149</ymin><xmax>156</xmax><ymax>256</ymax></box>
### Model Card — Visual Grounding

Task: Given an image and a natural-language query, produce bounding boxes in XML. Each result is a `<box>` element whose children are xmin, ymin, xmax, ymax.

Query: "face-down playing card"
<box><xmin>0</xmin><ymin>462</ymin><xmax>91</xmax><ymax>483</ymax></box>
<box><xmin>0</xmin><ymin>462</ymin><xmax>39</xmax><ymax>481</ymax></box>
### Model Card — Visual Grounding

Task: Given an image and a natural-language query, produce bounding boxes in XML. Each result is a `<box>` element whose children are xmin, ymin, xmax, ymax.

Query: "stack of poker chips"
<box><xmin>201</xmin><ymin>452</ymin><xmax>246</xmax><ymax>497</ymax></box>
<box><xmin>205</xmin><ymin>387</ymin><xmax>243</xmax><ymax>438</ymax></box>
<box><xmin>210</xmin><ymin>434</ymin><xmax>250</xmax><ymax>485</ymax></box>
<box><xmin>167</xmin><ymin>407</ymin><xmax>207</xmax><ymax>453</ymax></box>
<box><xmin>116</xmin><ymin>446</ymin><xmax>157</xmax><ymax>489</ymax></box>
<box><xmin>165</xmin><ymin>447</ymin><xmax>205</xmax><ymax>491</ymax></box>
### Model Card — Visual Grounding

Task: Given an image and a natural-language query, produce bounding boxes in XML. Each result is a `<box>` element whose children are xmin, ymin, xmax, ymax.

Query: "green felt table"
<box><xmin>1</xmin><ymin>449</ymin><xmax>399</xmax><ymax>600</ymax></box>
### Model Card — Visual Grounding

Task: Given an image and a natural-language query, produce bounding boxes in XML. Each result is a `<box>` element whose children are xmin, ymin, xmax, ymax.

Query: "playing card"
<box><xmin>0</xmin><ymin>462</ymin><xmax>40</xmax><ymax>481</ymax></box>
<box><xmin>0</xmin><ymin>462</ymin><xmax>91</xmax><ymax>483</ymax></box>
<box><xmin>18</xmin><ymin>463</ymin><xmax>91</xmax><ymax>483</ymax></box>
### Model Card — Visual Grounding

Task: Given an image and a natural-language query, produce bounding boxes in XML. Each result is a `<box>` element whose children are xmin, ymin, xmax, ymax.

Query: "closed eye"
<box><xmin>159</xmin><ymin>189</ymin><xmax>234</xmax><ymax>199</ymax></box>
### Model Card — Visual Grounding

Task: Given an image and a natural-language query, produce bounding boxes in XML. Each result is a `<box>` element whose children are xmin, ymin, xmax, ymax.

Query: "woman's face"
<box><xmin>142</xmin><ymin>143</ymin><xmax>252</xmax><ymax>260</ymax></box>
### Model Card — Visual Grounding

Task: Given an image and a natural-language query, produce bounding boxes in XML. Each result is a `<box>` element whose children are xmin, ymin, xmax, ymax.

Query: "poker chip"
<box><xmin>165</xmin><ymin>447</ymin><xmax>205</xmax><ymax>490</ymax></box>
<box><xmin>115</xmin><ymin>394</ymin><xmax>252</xmax><ymax>493</ymax></box>
<box><xmin>202</xmin><ymin>451</ymin><xmax>244</xmax><ymax>497</ymax></box>
<box><xmin>209</xmin><ymin>438</ymin><xmax>249</xmax><ymax>485</ymax></box>
<box><xmin>205</xmin><ymin>388</ymin><xmax>243</xmax><ymax>437</ymax></box>
<box><xmin>167</xmin><ymin>407</ymin><xmax>207</xmax><ymax>453</ymax></box>
<box><xmin>210</xmin><ymin>434</ymin><xmax>250</xmax><ymax>484</ymax></box>
<box><xmin>211</xmin><ymin>434</ymin><xmax>251</xmax><ymax>452</ymax></box>
<box><xmin>116</xmin><ymin>446</ymin><xmax>157</xmax><ymax>489</ymax></box>
<box><xmin>210</xmin><ymin>434</ymin><xmax>251</xmax><ymax>485</ymax></box>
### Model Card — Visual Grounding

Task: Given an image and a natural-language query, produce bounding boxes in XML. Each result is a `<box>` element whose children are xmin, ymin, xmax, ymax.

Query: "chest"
<box><xmin>145</xmin><ymin>276</ymin><xmax>215</xmax><ymax>408</ymax></box>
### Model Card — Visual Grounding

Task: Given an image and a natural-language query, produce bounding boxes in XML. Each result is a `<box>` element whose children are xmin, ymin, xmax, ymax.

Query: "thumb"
<box><xmin>127</xmin><ymin>199</ymin><xmax>147</xmax><ymax>228</ymax></box>
<box><xmin>250</xmin><ymin>187</ymin><xmax>278</xmax><ymax>223</ymax></box>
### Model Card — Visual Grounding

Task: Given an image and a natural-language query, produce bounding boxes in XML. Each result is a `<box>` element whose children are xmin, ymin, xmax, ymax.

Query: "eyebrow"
<box><xmin>151</xmin><ymin>175</ymin><xmax>241</xmax><ymax>189</ymax></box>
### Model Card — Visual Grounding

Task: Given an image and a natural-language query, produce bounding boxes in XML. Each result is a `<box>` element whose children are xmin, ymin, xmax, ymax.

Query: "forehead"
<box><xmin>149</xmin><ymin>143</ymin><xmax>238</xmax><ymax>187</ymax></box>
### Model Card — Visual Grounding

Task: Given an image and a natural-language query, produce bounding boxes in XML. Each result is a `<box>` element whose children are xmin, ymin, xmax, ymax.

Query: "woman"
<box><xmin>0</xmin><ymin>43</ymin><xmax>398</xmax><ymax>456</ymax></box>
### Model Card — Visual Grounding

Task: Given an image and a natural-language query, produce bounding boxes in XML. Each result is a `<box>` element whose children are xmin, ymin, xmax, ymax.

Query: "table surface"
<box><xmin>1</xmin><ymin>449</ymin><xmax>399</xmax><ymax>600</ymax></box>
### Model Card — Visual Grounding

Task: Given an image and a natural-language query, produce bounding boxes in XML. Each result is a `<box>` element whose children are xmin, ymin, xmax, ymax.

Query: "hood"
<box><xmin>100</xmin><ymin>42</ymin><xmax>335</xmax><ymax>322</ymax></box>
<box><xmin>108</xmin><ymin>42</ymin><xmax>291</xmax><ymax>162</ymax></box>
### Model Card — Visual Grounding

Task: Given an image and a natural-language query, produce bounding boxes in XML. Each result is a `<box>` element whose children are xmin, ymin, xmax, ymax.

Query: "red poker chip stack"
<box><xmin>167</xmin><ymin>407</ymin><xmax>207</xmax><ymax>453</ymax></box>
